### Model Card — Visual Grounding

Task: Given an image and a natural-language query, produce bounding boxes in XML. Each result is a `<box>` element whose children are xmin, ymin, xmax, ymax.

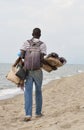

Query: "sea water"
<box><xmin>0</xmin><ymin>63</ymin><xmax>84</xmax><ymax>100</ymax></box>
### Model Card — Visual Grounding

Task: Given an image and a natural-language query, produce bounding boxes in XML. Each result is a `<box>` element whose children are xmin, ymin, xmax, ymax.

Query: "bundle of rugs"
<box><xmin>42</xmin><ymin>52</ymin><xmax>67</xmax><ymax>72</ymax></box>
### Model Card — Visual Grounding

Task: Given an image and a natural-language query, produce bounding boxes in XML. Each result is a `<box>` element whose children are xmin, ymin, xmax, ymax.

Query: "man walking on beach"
<box><xmin>19</xmin><ymin>28</ymin><xmax>47</xmax><ymax>121</ymax></box>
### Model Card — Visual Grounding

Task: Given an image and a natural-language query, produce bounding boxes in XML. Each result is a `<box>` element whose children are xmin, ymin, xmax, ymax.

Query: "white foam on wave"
<box><xmin>0</xmin><ymin>88</ymin><xmax>23</xmax><ymax>100</ymax></box>
<box><xmin>0</xmin><ymin>71</ymin><xmax>82</xmax><ymax>100</ymax></box>
<box><xmin>78</xmin><ymin>70</ymin><xmax>83</xmax><ymax>73</ymax></box>
<box><xmin>67</xmin><ymin>74</ymin><xmax>73</xmax><ymax>77</ymax></box>
<box><xmin>43</xmin><ymin>76</ymin><xmax>61</xmax><ymax>85</ymax></box>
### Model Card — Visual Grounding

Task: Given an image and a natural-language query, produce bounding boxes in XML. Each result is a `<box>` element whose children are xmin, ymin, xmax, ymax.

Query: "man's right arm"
<box><xmin>13</xmin><ymin>50</ymin><xmax>25</xmax><ymax>67</ymax></box>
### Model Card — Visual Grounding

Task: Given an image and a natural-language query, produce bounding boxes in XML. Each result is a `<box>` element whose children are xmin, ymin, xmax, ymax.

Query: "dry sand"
<box><xmin>0</xmin><ymin>73</ymin><xmax>84</xmax><ymax>130</ymax></box>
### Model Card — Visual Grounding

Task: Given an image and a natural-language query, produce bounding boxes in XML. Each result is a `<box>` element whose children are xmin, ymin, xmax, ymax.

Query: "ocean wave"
<box><xmin>0</xmin><ymin>64</ymin><xmax>84</xmax><ymax>100</ymax></box>
<box><xmin>0</xmin><ymin>88</ymin><xmax>23</xmax><ymax>100</ymax></box>
<box><xmin>78</xmin><ymin>70</ymin><xmax>83</xmax><ymax>73</ymax></box>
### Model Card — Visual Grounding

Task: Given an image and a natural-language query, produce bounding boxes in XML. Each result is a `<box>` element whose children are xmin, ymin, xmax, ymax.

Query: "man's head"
<box><xmin>32</xmin><ymin>28</ymin><xmax>41</xmax><ymax>38</ymax></box>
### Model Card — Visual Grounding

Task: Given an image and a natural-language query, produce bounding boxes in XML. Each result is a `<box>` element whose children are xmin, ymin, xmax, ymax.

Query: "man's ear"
<box><xmin>32</xmin><ymin>33</ymin><xmax>33</xmax><ymax>36</ymax></box>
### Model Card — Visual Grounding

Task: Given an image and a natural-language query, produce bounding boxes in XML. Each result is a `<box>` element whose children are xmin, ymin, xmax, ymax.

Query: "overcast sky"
<box><xmin>0</xmin><ymin>0</ymin><xmax>84</xmax><ymax>64</ymax></box>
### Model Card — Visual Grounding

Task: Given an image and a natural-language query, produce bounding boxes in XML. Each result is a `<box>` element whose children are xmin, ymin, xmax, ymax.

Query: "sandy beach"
<box><xmin>0</xmin><ymin>73</ymin><xmax>84</xmax><ymax>130</ymax></box>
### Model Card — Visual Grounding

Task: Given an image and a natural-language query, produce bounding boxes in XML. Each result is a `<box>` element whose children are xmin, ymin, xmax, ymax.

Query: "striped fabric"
<box><xmin>20</xmin><ymin>38</ymin><xmax>47</xmax><ymax>55</ymax></box>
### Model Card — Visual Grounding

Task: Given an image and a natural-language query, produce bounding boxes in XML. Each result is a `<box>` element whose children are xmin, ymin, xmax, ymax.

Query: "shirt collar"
<box><xmin>32</xmin><ymin>38</ymin><xmax>40</xmax><ymax>43</ymax></box>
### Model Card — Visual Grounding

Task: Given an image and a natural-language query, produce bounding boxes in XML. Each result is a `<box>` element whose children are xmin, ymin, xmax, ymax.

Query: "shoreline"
<box><xmin>0</xmin><ymin>73</ymin><xmax>84</xmax><ymax>130</ymax></box>
<box><xmin>0</xmin><ymin>72</ymin><xmax>82</xmax><ymax>101</ymax></box>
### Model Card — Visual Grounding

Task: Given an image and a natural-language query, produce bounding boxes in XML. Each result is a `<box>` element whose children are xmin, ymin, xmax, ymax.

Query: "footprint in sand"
<box><xmin>60</xmin><ymin>119</ymin><xmax>79</xmax><ymax>129</ymax></box>
<box><xmin>60</xmin><ymin>123</ymin><xmax>71</xmax><ymax>129</ymax></box>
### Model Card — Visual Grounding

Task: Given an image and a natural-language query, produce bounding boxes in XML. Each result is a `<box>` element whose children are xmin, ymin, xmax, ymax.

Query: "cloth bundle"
<box><xmin>15</xmin><ymin>66</ymin><xmax>27</xmax><ymax>80</ymax></box>
<box><xmin>6</xmin><ymin>66</ymin><xmax>21</xmax><ymax>84</ymax></box>
<box><xmin>6</xmin><ymin>61</ymin><xmax>27</xmax><ymax>87</ymax></box>
<box><xmin>42</xmin><ymin>52</ymin><xmax>67</xmax><ymax>72</ymax></box>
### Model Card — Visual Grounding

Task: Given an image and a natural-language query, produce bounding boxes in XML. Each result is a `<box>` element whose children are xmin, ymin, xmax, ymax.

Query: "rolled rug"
<box><xmin>42</xmin><ymin>53</ymin><xmax>67</xmax><ymax>72</ymax></box>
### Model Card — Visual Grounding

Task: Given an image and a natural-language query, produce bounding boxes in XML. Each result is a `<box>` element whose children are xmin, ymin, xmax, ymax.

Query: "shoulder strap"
<box><xmin>27</xmin><ymin>39</ymin><xmax>43</xmax><ymax>47</ymax></box>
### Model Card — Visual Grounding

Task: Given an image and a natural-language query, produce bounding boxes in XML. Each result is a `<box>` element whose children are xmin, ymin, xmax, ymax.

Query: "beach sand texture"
<box><xmin>0</xmin><ymin>73</ymin><xmax>84</xmax><ymax>130</ymax></box>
